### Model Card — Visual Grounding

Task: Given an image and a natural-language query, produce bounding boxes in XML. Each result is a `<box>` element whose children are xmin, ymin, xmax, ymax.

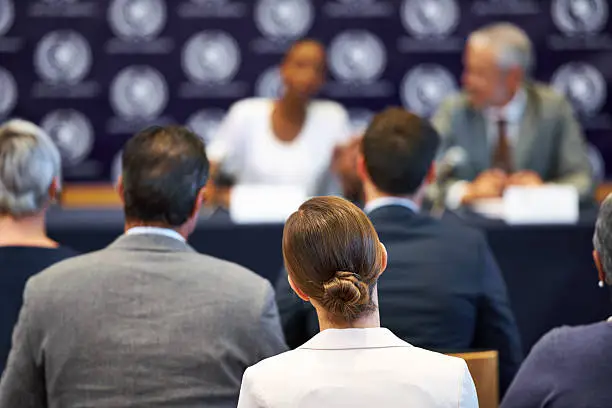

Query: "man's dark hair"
<box><xmin>362</xmin><ymin>107</ymin><xmax>440</xmax><ymax>195</ymax></box>
<box><xmin>122</xmin><ymin>125</ymin><xmax>209</xmax><ymax>227</ymax></box>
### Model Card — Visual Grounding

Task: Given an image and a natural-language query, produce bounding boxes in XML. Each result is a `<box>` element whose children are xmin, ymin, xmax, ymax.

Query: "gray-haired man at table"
<box><xmin>0</xmin><ymin>125</ymin><xmax>287</xmax><ymax>408</ymax></box>
<box><xmin>432</xmin><ymin>22</ymin><xmax>593</xmax><ymax>208</ymax></box>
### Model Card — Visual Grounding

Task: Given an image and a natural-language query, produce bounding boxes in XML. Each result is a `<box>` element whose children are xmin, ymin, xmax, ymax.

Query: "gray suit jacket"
<box><xmin>0</xmin><ymin>234</ymin><xmax>287</xmax><ymax>408</ymax></box>
<box><xmin>432</xmin><ymin>83</ymin><xmax>594</xmax><ymax>200</ymax></box>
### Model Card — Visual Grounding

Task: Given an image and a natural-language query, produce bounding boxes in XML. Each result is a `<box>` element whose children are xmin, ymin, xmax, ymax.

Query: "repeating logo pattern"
<box><xmin>41</xmin><ymin>109</ymin><xmax>94</xmax><ymax>164</ymax></box>
<box><xmin>401</xmin><ymin>64</ymin><xmax>458</xmax><ymax>116</ymax></box>
<box><xmin>401</xmin><ymin>0</ymin><xmax>460</xmax><ymax>37</ymax></box>
<box><xmin>255</xmin><ymin>66</ymin><xmax>284</xmax><ymax>98</ymax></box>
<box><xmin>551</xmin><ymin>62</ymin><xmax>607</xmax><ymax>116</ymax></box>
<box><xmin>0</xmin><ymin>0</ymin><xmax>14</xmax><ymax>37</ymax></box>
<box><xmin>255</xmin><ymin>0</ymin><xmax>314</xmax><ymax>40</ymax></box>
<box><xmin>187</xmin><ymin>109</ymin><xmax>226</xmax><ymax>144</ymax></box>
<box><xmin>108</xmin><ymin>0</ymin><xmax>167</xmax><ymax>41</ymax></box>
<box><xmin>0</xmin><ymin>67</ymin><xmax>17</xmax><ymax>117</ymax></box>
<box><xmin>328</xmin><ymin>31</ymin><xmax>387</xmax><ymax>82</ymax></box>
<box><xmin>34</xmin><ymin>30</ymin><xmax>92</xmax><ymax>84</ymax></box>
<box><xmin>110</xmin><ymin>66</ymin><xmax>168</xmax><ymax>120</ymax></box>
<box><xmin>182</xmin><ymin>31</ymin><xmax>240</xmax><ymax>84</ymax></box>
<box><xmin>552</xmin><ymin>0</ymin><xmax>609</xmax><ymax>35</ymax></box>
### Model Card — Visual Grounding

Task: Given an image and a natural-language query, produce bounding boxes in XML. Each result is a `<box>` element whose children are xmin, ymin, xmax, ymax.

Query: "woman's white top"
<box><xmin>207</xmin><ymin>98</ymin><xmax>352</xmax><ymax>196</ymax></box>
<box><xmin>237</xmin><ymin>327</ymin><xmax>478</xmax><ymax>408</ymax></box>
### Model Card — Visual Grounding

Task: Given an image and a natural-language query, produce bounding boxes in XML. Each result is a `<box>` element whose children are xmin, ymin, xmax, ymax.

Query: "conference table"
<box><xmin>46</xmin><ymin>207</ymin><xmax>611</xmax><ymax>353</ymax></box>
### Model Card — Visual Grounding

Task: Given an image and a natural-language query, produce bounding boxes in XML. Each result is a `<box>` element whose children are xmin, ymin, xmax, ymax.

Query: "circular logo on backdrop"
<box><xmin>551</xmin><ymin>62</ymin><xmax>607</xmax><ymax>116</ymax></box>
<box><xmin>41</xmin><ymin>110</ymin><xmax>94</xmax><ymax>165</ymax></box>
<box><xmin>0</xmin><ymin>0</ymin><xmax>14</xmax><ymax>37</ymax></box>
<box><xmin>255</xmin><ymin>66</ymin><xmax>284</xmax><ymax>98</ymax></box>
<box><xmin>182</xmin><ymin>31</ymin><xmax>240</xmax><ymax>84</ymax></box>
<box><xmin>401</xmin><ymin>0</ymin><xmax>459</xmax><ymax>37</ymax></box>
<box><xmin>42</xmin><ymin>0</ymin><xmax>80</xmax><ymax>4</ymax></box>
<box><xmin>255</xmin><ymin>0</ymin><xmax>314</xmax><ymax>40</ymax></box>
<box><xmin>34</xmin><ymin>30</ymin><xmax>92</xmax><ymax>84</ymax></box>
<box><xmin>0</xmin><ymin>67</ymin><xmax>17</xmax><ymax>117</ymax></box>
<box><xmin>110</xmin><ymin>66</ymin><xmax>168</xmax><ymax>120</ymax></box>
<box><xmin>401</xmin><ymin>64</ymin><xmax>457</xmax><ymax>116</ymax></box>
<box><xmin>348</xmin><ymin>109</ymin><xmax>374</xmax><ymax>135</ymax></box>
<box><xmin>111</xmin><ymin>150</ymin><xmax>123</xmax><ymax>183</ymax></box>
<box><xmin>187</xmin><ymin>109</ymin><xmax>226</xmax><ymax>144</ymax></box>
<box><xmin>552</xmin><ymin>0</ymin><xmax>608</xmax><ymax>34</ymax></box>
<box><xmin>328</xmin><ymin>31</ymin><xmax>386</xmax><ymax>82</ymax></box>
<box><xmin>108</xmin><ymin>0</ymin><xmax>167</xmax><ymax>41</ymax></box>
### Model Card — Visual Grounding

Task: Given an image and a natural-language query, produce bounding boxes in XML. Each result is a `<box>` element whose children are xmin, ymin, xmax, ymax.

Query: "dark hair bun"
<box><xmin>321</xmin><ymin>271</ymin><xmax>371</xmax><ymax>320</ymax></box>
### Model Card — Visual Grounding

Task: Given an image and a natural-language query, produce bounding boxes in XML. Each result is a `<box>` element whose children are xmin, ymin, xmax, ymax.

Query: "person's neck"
<box><xmin>315</xmin><ymin>287</ymin><xmax>382</xmax><ymax>331</ymax></box>
<box><xmin>0</xmin><ymin>213</ymin><xmax>57</xmax><ymax>248</ymax></box>
<box><xmin>124</xmin><ymin>220</ymin><xmax>188</xmax><ymax>240</ymax></box>
<box><xmin>363</xmin><ymin>183</ymin><xmax>422</xmax><ymax>208</ymax></box>
<box><xmin>276</xmin><ymin>91</ymin><xmax>308</xmax><ymax>122</ymax></box>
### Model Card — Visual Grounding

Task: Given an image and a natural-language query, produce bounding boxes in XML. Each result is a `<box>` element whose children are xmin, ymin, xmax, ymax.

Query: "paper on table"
<box><xmin>502</xmin><ymin>185</ymin><xmax>579</xmax><ymax>225</ymax></box>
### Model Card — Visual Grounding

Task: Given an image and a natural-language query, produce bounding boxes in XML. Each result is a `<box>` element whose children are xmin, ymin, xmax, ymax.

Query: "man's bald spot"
<box><xmin>283</xmin><ymin>40</ymin><xmax>326</xmax><ymax>64</ymax></box>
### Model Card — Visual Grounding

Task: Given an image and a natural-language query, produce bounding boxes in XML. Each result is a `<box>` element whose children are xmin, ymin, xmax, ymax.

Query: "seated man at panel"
<box><xmin>276</xmin><ymin>108</ymin><xmax>522</xmax><ymax>395</ymax></box>
<box><xmin>0</xmin><ymin>126</ymin><xmax>287</xmax><ymax>408</ymax></box>
<box><xmin>432</xmin><ymin>22</ymin><xmax>593</xmax><ymax>208</ymax></box>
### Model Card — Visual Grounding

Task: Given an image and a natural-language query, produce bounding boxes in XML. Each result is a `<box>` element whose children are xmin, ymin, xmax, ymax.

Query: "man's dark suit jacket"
<box><xmin>276</xmin><ymin>204</ymin><xmax>523</xmax><ymax>395</ymax></box>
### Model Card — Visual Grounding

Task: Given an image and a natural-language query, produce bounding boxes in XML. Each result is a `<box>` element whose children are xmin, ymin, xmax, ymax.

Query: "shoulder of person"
<box><xmin>227</xmin><ymin>97</ymin><xmax>273</xmax><ymax>119</ymax></box>
<box><xmin>185</xmin><ymin>251</ymin><xmax>271</xmax><ymax>289</ymax></box>
<box><xmin>526</xmin><ymin>82</ymin><xmax>572</xmax><ymax>111</ymax></box>
<box><xmin>419</xmin><ymin>211</ymin><xmax>486</xmax><ymax>246</ymax></box>
<box><xmin>310</xmin><ymin>100</ymin><xmax>349</xmax><ymax>120</ymax></box>
<box><xmin>436</xmin><ymin>92</ymin><xmax>471</xmax><ymax>114</ymax></box>
<box><xmin>534</xmin><ymin>322</ymin><xmax>610</xmax><ymax>353</ymax></box>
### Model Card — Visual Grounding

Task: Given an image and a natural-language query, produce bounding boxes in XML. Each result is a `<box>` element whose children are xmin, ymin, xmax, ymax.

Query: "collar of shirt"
<box><xmin>125</xmin><ymin>226</ymin><xmax>186</xmax><ymax>243</ymax></box>
<box><xmin>364</xmin><ymin>197</ymin><xmax>419</xmax><ymax>215</ymax></box>
<box><xmin>484</xmin><ymin>87</ymin><xmax>527</xmax><ymax>123</ymax></box>
<box><xmin>298</xmin><ymin>327</ymin><xmax>411</xmax><ymax>350</ymax></box>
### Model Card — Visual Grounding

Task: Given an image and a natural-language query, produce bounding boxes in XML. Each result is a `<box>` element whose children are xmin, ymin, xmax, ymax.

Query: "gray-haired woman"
<box><xmin>0</xmin><ymin>119</ymin><xmax>76</xmax><ymax>374</ymax></box>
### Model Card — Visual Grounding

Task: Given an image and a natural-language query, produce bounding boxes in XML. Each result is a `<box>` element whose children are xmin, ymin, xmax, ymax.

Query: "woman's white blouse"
<box><xmin>237</xmin><ymin>328</ymin><xmax>478</xmax><ymax>408</ymax></box>
<box><xmin>207</xmin><ymin>98</ymin><xmax>352</xmax><ymax>196</ymax></box>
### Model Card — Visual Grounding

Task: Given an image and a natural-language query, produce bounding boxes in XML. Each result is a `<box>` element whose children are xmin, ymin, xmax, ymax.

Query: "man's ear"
<box><xmin>424</xmin><ymin>163</ymin><xmax>436</xmax><ymax>185</ymax></box>
<box><xmin>594</xmin><ymin>250</ymin><xmax>606</xmax><ymax>285</ymax></box>
<box><xmin>190</xmin><ymin>186</ymin><xmax>207</xmax><ymax>219</ymax></box>
<box><xmin>356</xmin><ymin>153</ymin><xmax>368</xmax><ymax>183</ymax></box>
<box><xmin>288</xmin><ymin>275</ymin><xmax>310</xmax><ymax>302</ymax></box>
<box><xmin>116</xmin><ymin>175</ymin><xmax>125</xmax><ymax>205</ymax></box>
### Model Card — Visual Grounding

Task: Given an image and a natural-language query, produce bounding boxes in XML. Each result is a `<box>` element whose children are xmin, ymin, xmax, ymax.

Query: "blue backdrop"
<box><xmin>0</xmin><ymin>0</ymin><xmax>610</xmax><ymax>182</ymax></box>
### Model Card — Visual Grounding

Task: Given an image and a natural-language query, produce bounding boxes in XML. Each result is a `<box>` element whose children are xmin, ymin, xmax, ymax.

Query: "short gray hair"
<box><xmin>469</xmin><ymin>22</ymin><xmax>534</xmax><ymax>74</ymax></box>
<box><xmin>0</xmin><ymin>119</ymin><xmax>62</xmax><ymax>217</ymax></box>
<box><xmin>594</xmin><ymin>194</ymin><xmax>612</xmax><ymax>282</ymax></box>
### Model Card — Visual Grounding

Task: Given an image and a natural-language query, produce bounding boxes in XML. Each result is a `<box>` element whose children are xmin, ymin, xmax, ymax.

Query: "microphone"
<box><xmin>430</xmin><ymin>147</ymin><xmax>467</xmax><ymax>216</ymax></box>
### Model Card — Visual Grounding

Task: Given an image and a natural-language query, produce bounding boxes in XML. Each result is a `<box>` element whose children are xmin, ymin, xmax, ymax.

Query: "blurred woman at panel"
<box><xmin>0</xmin><ymin>119</ymin><xmax>76</xmax><ymax>374</ymax></box>
<box><xmin>207</xmin><ymin>40</ymin><xmax>353</xmax><ymax>207</ymax></box>
<box><xmin>501</xmin><ymin>194</ymin><xmax>612</xmax><ymax>408</ymax></box>
<box><xmin>237</xmin><ymin>196</ymin><xmax>477</xmax><ymax>408</ymax></box>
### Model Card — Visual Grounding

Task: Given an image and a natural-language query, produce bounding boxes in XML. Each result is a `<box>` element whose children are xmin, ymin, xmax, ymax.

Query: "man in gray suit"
<box><xmin>432</xmin><ymin>22</ymin><xmax>593</xmax><ymax>208</ymax></box>
<box><xmin>0</xmin><ymin>126</ymin><xmax>287</xmax><ymax>408</ymax></box>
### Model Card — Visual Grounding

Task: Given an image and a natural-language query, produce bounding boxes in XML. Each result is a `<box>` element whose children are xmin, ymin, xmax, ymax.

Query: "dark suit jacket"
<box><xmin>276</xmin><ymin>204</ymin><xmax>522</xmax><ymax>395</ymax></box>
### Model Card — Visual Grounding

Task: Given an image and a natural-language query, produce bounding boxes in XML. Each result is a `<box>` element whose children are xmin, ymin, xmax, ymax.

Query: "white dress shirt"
<box><xmin>364</xmin><ymin>196</ymin><xmax>419</xmax><ymax>214</ymax></box>
<box><xmin>207</xmin><ymin>98</ymin><xmax>352</xmax><ymax>197</ymax></box>
<box><xmin>237</xmin><ymin>327</ymin><xmax>478</xmax><ymax>408</ymax></box>
<box><xmin>446</xmin><ymin>88</ymin><xmax>528</xmax><ymax>209</ymax></box>
<box><xmin>125</xmin><ymin>226</ymin><xmax>185</xmax><ymax>242</ymax></box>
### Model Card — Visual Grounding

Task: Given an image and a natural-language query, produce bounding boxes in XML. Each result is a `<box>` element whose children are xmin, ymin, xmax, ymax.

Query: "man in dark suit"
<box><xmin>0</xmin><ymin>126</ymin><xmax>287</xmax><ymax>408</ymax></box>
<box><xmin>276</xmin><ymin>108</ymin><xmax>522</xmax><ymax>395</ymax></box>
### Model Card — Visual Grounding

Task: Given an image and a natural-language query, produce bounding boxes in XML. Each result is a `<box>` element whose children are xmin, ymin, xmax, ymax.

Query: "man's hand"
<box><xmin>332</xmin><ymin>137</ymin><xmax>364</xmax><ymax>201</ymax></box>
<box><xmin>463</xmin><ymin>169</ymin><xmax>508</xmax><ymax>204</ymax></box>
<box><xmin>507</xmin><ymin>171</ymin><xmax>544</xmax><ymax>187</ymax></box>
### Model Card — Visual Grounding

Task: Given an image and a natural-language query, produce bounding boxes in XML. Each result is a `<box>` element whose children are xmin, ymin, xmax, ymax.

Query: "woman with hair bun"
<box><xmin>238</xmin><ymin>196</ymin><xmax>478</xmax><ymax>408</ymax></box>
